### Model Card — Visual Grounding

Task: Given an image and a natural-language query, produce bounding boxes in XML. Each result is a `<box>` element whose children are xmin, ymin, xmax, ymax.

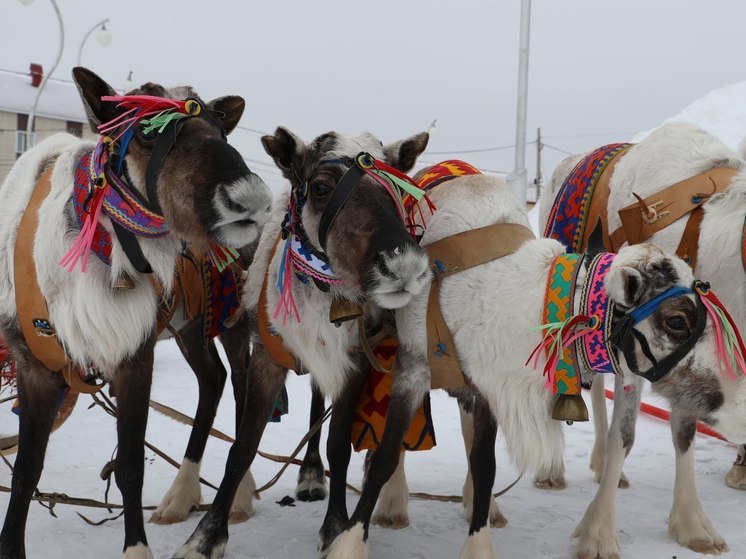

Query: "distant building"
<box><xmin>0</xmin><ymin>67</ymin><xmax>97</xmax><ymax>183</ymax></box>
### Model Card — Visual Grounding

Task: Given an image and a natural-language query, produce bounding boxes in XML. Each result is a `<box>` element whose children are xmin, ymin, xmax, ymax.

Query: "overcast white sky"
<box><xmin>2</xmin><ymin>0</ymin><xmax>745</xmax><ymax>191</ymax></box>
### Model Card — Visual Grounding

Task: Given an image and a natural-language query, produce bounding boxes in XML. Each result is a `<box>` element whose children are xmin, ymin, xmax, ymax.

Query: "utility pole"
<box><xmin>507</xmin><ymin>0</ymin><xmax>532</xmax><ymax>206</ymax></box>
<box><xmin>534</xmin><ymin>127</ymin><xmax>542</xmax><ymax>201</ymax></box>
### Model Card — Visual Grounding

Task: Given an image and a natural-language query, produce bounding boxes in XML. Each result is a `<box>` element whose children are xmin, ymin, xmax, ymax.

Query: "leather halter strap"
<box><xmin>15</xmin><ymin>167</ymin><xmax>103</xmax><ymax>394</ymax></box>
<box><xmin>425</xmin><ymin>223</ymin><xmax>535</xmax><ymax>389</ymax></box>
<box><xmin>317</xmin><ymin>157</ymin><xmax>367</xmax><ymax>252</ymax></box>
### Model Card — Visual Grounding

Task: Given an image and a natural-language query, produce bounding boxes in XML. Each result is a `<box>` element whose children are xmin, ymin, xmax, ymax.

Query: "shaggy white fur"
<box><xmin>121</xmin><ymin>543</ymin><xmax>154</xmax><ymax>559</ymax></box>
<box><xmin>371</xmin><ymin>453</ymin><xmax>410</xmax><ymax>528</ymax></box>
<box><xmin>229</xmin><ymin>469</ymin><xmax>257</xmax><ymax>524</ymax></box>
<box><xmin>0</xmin><ymin>135</ymin><xmax>178</xmax><ymax>374</ymax></box>
<box><xmin>150</xmin><ymin>459</ymin><xmax>202</xmax><ymax>524</ymax></box>
<box><xmin>324</xmin><ymin>523</ymin><xmax>368</xmax><ymax>559</ymax></box>
<box><xmin>459</xmin><ymin>526</ymin><xmax>497</xmax><ymax>559</ymax></box>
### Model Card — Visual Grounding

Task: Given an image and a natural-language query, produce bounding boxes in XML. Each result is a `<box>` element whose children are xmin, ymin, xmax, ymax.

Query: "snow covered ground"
<box><xmin>1</xmin><ymin>339</ymin><xmax>742</xmax><ymax>559</ymax></box>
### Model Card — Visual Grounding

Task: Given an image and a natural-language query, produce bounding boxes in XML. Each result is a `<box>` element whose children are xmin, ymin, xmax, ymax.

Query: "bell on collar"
<box><xmin>329</xmin><ymin>298</ymin><xmax>363</xmax><ymax>326</ymax></box>
<box><xmin>113</xmin><ymin>273</ymin><xmax>135</xmax><ymax>290</ymax></box>
<box><xmin>552</xmin><ymin>393</ymin><xmax>589</xmax><ymax>425</ymax></box>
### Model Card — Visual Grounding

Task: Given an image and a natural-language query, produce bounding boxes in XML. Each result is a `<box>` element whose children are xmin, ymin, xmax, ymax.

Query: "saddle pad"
<box><xmin>351</xmin><ymin>336</ymin><xmax>436</xmax><ymax>452</ymax></box>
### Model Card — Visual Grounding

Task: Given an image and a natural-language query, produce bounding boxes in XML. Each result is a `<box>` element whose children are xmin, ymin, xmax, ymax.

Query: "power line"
<box><xmin>425</xmin><ymin>141</ymin><xmax>536</xmax><ymax>155</ymax></box>
<box><xmin>542</xmin><ymin>143</ymin><xmax>573</xmax><ymax>155</ymax></box>
<box><xmin>542</xmin><ymin>131</ymin><xmax>636</xmax><ymax>139</ymax></box>
<box><xmin>236</xmin><ymin>125</ymin><xmax>270</xmax><ymax>135</ymax></box>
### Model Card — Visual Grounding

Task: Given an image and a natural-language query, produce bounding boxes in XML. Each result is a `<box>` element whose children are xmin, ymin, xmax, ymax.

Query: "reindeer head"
<box><xmin>72</xmin><ymin>67</ymin><xmax>272</xmax><ymax>249</ymax></box>
<box><xmin>262</xmin><ymin>127</ymin><xmax>431</xmax><ymax>308</ymax></box>
<box><xmin>606</xmin><ymin>244</ymin><xmax>746</xmax><ymax>442</ymax></box>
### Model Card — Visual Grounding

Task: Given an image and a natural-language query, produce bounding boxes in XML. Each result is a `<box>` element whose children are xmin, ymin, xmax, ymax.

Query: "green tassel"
<box><xmin>376</xmin><ymin>170</ymin><xmax>426</xmax><ymax>201</ymax></box>
<box><xmin>207</xmin><ymin>245</ymin><xmax>239</xmax><ymax>273</ymax></box>
<box><xmin>140</xmin><ymin>110</ymin><xmax>188</xmax><ymax>135</ymax></box>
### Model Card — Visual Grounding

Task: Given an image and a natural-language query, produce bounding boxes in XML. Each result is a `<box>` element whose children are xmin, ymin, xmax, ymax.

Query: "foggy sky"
<box><xmin>2</xmin><ymin>0</ymin><xmax>744</xmax><ymax>191</ymax></box>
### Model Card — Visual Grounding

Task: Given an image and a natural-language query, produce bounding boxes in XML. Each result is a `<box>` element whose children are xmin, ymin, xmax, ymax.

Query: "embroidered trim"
<box><xmin>541</xmin><ymin>253</ymin><xmax>584</xmax><ymax>394</ymax></box>
<box><xmin>544</xmin><ymin>143</ymin><xmax>632</xmax><ymax>252</ymax></box>
<box><xmin>578</xmin><ymin>253</ymin><xmax>619</xmax><ymax>374</ymax></box>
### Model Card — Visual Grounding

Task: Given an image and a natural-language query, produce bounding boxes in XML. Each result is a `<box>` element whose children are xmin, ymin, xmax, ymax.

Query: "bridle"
<box><xmin>69</xmin><ymin>95</ymin><xmax>228</xmax><ymax>274</ymax></box>
<box><xmin>609</xmin><ymin>282</ymin><xmax>708</xmax><ymax>383</ymax></box>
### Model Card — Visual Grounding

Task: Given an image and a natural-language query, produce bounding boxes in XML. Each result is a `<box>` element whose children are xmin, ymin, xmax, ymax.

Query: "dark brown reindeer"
<box><xmin>0</xmin><ymin>68</ymin><xmax>272</xmax><ymax>559</ymax></box>
<box><xmin>172</xmin><ymin>127</ymin><xmax>431</xmax><ymax>559</ymax></box>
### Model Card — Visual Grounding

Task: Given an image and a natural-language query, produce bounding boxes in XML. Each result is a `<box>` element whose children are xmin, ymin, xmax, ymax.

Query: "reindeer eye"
<box><xmin>311</xmin><ymin>182</ymin><xmax>332</xmax><ymax>197</ymax></box>
<box><xmin>665</xmin><ymin>315</ymin><xmax>686</xmax><ymax>330</ymax></box>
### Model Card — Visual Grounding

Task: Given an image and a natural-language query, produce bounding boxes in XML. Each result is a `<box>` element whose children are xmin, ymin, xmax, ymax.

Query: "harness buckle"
<box><xmin>32</xmin><ymin>318</ymin><xmax>56</xmax><ymax>337</ymax></box>
<box><xmin>640</xmin><ymin>200</ymin><xmax>669</xmax><ymax>225</ymax></box>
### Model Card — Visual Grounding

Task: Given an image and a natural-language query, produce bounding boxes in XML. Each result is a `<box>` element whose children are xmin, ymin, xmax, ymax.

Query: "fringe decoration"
<box><xmin>273</xmin><ymin>237</ymin><xmax>299</xmax><ymax>325</ymax></box>
<box><xmin>59</xmin><ymin>141</ymin><xmax>110</xmax><ymax>272</ymax></box>
<box><xmin>206</xmin><ymin>242</ymin><xmax>239</xmax><ymax>273</ymax></box>
<box><xmin>98</xmin><ymin>95</ymin><xmax>188</xmax><ymax>140</ymax></box>
<box><xmin>526</xmin><ymin>315</ymin><xmax>594</xmax><ymax>390</ymax></box>
<box><xmin>696</xmin><ymin>285</ymin><xmax>746</xmax><ymax>380</ymax></box>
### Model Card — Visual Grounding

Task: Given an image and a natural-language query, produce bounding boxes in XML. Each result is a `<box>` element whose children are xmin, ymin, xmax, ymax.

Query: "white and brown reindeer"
<box><xmin>0</xmin><ymin>68</ymin><xmax>273</xmax><ymax>559</ymax></box>
<box><xmin>540</xmin><ymin>121</ymin><xmax>746</xmax><ymax>558</ymax></box>
<box><xmin>171</xmin><ymin>127</ymin><xmax>436</xmax><ymax>559</ymax></box>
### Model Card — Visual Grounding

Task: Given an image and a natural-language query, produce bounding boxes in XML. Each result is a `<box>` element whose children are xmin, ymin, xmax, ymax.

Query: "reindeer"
<box><xmin>0</xmin><ymin>68</ymin><xmax>272</xmax><ymax>559</ymax></box>
<box><xmin>540</xmin><ymin>121</ymin><xmax>746</xmax><ymax>557</ymax></box>
<box><xmin>171</xmin><ymin>127</ymin><xmax>434</xmax><ymax>559</ymax></box>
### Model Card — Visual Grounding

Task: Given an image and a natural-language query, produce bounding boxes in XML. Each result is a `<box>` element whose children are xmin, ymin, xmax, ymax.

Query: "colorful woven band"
<box><xmin>543</xmin><ymin>253</ymin><xmax>583</xmax><ymax>394</ymax></box>
<box><xmin>544</xmin><ymin>143</ymin><xmax>632</xmax><ymax>252</ymax></box>
<box><xmin>415</xmin><ymin>160</ymin><xmax>482</xmax><ymax>191</ymax></box>
<box><xmin>578</xmin><ymin>253</ymin><xmax>619</xmax><ymax>374</ymax></box>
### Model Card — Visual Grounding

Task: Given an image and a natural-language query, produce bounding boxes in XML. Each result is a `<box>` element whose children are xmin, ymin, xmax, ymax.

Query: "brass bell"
<box><xmin>329</xmin><ymin>298</ymin><xmax>363</xmax><ymax>326</ymax></box>
<box><xmin>113</xmin><ymin>273</ymin><xmax>135</xmax><ymax>290</ymax></box>
<box><xmin>552</xmin><ymin>393</ymin><xmax>589</xmax><ymax>424</ymax></box>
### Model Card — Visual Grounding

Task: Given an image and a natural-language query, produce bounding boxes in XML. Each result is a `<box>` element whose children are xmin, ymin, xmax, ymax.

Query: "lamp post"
<box><xmin>20</xmin><ymin>0</ymin><xmax>64</xmax><ymax>152</ymax></box>
<box><xmin>507</xmin><ymin>0</ymin><xmax>532</xmax><ymax>206</ymax></box>
<box><xmin>77</xmin><ymin>19</ymin><xmax>111</xmax><ymax>66</ymax></box>
<box><xmin>123</xmin><ymin>70</ymin><xmax>134</xmax><ymax>92</ymax></box>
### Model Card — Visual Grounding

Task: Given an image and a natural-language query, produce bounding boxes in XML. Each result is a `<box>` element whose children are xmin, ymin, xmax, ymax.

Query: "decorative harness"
<box><xmin>546</xmin><ymin>142</ymin><xmax>741</xmax><ymax>270</ymax></box>
<box><xmin>14</xmin><ymin>93</ymin><xmax>235</xmax><ymax>393</ymax></box>
<box><xmin>530</xmin><ymin>252</ymin><xmax>746</xmax><ymax>413</ymax></box>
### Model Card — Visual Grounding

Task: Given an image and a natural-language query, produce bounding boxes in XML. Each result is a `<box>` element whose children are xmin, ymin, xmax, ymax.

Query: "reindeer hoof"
<box><xmin>372</xmin><ymin>512</ymin><xmax>409</xmax><ymax>529</ymax></box>
<box><xmin>490</xmin><ymin>509</ymin><xmax>508</xmax><ymax>528</ymax></box>
<box><xmin>533</xmin><ymin>476</ymin><xmax>566</xmax><ymax>490</ymax></box>
<box><xmin>150</xmin><ymin>506</ymin><xmax>197</xmax><ymax>525</ymax></box>
<box><xmin>688</xmin><ymin>540</ymin><xmax>728</xmax><ymax>555</ymax></box>
<box><xmin>228</xmin><ymin>509</ymin><xmax>253</xmax><ymax>525</ymax></box>
<box><xmin>297</xmin><ymin>487</ymin><xmax>327</xmax><ymax>502</ymax></box>
<box><xmin>725</xmin><ymin>464</ymin><xmax>746</xmax><ymax>489</ymax></box>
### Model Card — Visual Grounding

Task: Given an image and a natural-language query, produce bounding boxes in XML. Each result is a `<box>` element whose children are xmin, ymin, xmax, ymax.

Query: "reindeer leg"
<box><xmin>152</xmin><ymin>322</ymin><xmax>227</xmax><ymax>525</ymax></box>
<box><xmin>112</xmin><ymin>335</ymin><xmax>156</xmax><ymax>559</ymax></box>
<box><xmin>219</xmin><ymin>318</ymin><xmax>257</xmax><ymax>524</ymax></box>
<box><xmin>668</xmin><ymin>409</ymin><xmax>727</xmax><ymax>554</ymax></box>
<box><xmin>0</xmin><ymin>354</ymin><xmax>63</xmax><ymax>559</ymax></box>
<box><xmin>588</xmin><ymin>377</ymin><xmax>629</xmax><ymax>488</ymax></box>
<box><xmin>318</xmin><ymin>365</ymin><xmax>367</xmax><ymax>551</ymax></box>
<box><xmin>458</xmin><ymin>393</ymin><xmax>507</xmax><ymax>529</ymax></box>
<box><xmin>172</xmin><ymin>344</ymin><xmax>286</xmax><ymax>559</ymax></box>
<box><xmin>371</xmin><ymin>449</ymin><xmax>409</xmax><ymax>529</ymax></box>
<box><xmin>573</xmin><ymin>373</ymin><xmax>641</xmax><ymax>559</ymax></box>
<box><xmin>459</xmin><ymin>393</ymin><xmax>498</xmax><ymax>559</ymax></box>
<box><xmin>324</xmin><ymin>347</ymin><xmax>427</xmax><ymax>559</ymax></box>
<box><xmin>724</xmin><ymin>444</ymin><xmax>746</xmax><ymax>489</ymax></box>
<box><xmin>297</xmin><ymin>381</ymin><xmax>328</xmax><ymax>502</ymax></box>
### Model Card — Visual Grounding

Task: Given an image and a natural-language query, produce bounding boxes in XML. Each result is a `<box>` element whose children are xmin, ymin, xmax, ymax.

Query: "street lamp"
<box><xmin>20</xmin><ymin>0</ymin><xmax>64</xmax><ymax>152</ymax></box>
<box><xmin>427</xmin><ymin>119</ymin><xmax>438</xmax><ymax>137</ymax></box>
<box><xmin>77</xmin><ymin>19</ymin><xmax>111</xmax><ymax>66</ymax></box>
<box><xmin>123</xmin><ymin>70</ymin><xmax>134</xmax><ymax>92</ymax></box>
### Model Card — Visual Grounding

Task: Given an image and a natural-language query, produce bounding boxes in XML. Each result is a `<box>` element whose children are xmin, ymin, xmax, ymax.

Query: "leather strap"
<box><xmin>258</xmin><ymin>236</ymin><xmax>298</xmax><ymax>371</ymax></box>
<box><xmin>611</xmin><ymin>167</ymin><xmax>737</xmax><ymax>250</ymax></box>
<box><xmin>582</xmin><ymin>145</ymin><xmax>632</xmax><ymax>252</ymax></box>
<box><xmin>318</xmin><ymin>162</ymin><xmax>365</xmax><ymax>252</ymax></box>
<box><xmin>15</xmin><ymin>168</ymin><xmax>103</xmax><ymax>394</ymax></box>
<box><xmin>425</xmin><ymin>223</ymin><xmax>535</xmax><ymax>389</ymax></box>
<box><xmin>675</xmin><ymin>207</ymin><xmax>705</xmax><ymax>269</ymax></box>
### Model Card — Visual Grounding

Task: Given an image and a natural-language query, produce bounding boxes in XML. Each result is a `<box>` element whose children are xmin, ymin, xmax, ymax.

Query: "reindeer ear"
<box><xmin>383</xmin><ymin>132</ymin><xmax>429</xmax><ymax>172</ymax></box>
<box><xmin>72</xmin><ymin>67</ymin><xmax>117</xmax><ymax>133</ymax></box>
<box><xmin>606</xmin><ymin>265</ymin><xmax>645</xmax><ymax>308</ymax></box>
<box><xmin>261</xmin><ymin>127</ymin><xmax>306</xmax><ymax>177</ymax></box>
<box><xmin>208</xmin><ymin>96</ymin><xmax>245</xmax><ymax>135</ymax></box>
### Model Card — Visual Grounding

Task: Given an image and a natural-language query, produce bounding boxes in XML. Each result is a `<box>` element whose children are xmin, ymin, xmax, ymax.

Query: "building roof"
<box><xmin>0</xmin><ymin>68</ymin><xmax>87</xmax><ymax>122</ymax></box>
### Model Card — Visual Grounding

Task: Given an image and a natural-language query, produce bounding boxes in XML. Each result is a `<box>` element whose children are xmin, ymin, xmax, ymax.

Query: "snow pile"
<box><xmin>634</xmin><ymin>81</ymin><xmax>746</xmax><ymax>150</ymax></box>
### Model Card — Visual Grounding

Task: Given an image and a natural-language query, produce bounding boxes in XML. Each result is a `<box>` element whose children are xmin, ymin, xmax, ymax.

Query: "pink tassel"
<box><xmin>59</xmin><ymin>186</ymin><xmax>106</xmax><ymax>272</ymax></box>
<box><xmin>273</xmin><ymin>240</ymin><xmax>300</xmax><ymax>325</ymax></box>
